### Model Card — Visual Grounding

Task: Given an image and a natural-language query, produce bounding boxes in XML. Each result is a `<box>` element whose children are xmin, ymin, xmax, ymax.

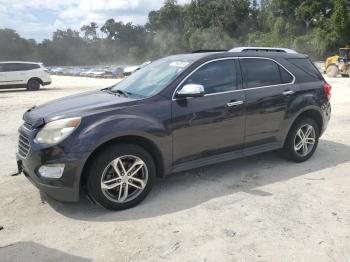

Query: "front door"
<box><xmin>171</xmin><ymin>58</ymin><xmax>246</xmax><ymax>167</ymax></box>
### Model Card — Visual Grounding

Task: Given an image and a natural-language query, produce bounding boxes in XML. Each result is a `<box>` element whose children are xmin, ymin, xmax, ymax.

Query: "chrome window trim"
<box><xmin>239</xmin><ymin>57</ymin><xmax>296</xmax><ymax>88</ymax></box>
<box><xmin>172</xmin><ymin>56</ymin><xmax>296</xmax><ymax>100</ymax></box>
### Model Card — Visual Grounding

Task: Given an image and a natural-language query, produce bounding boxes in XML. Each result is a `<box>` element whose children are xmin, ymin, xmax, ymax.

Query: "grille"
<box><xmin>23</xmin><ymin>122</ymin><xmax>32</xmax><ymax>129</ymax></box>
<box><xmin>18</xmin><ymin>126</ymin><xmax>31</xmax><ymax>158</ymax></box>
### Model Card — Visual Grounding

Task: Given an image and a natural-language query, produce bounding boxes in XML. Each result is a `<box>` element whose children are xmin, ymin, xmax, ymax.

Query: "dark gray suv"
<box><xmin>16</xmin><ymin>49</ymin><xmax>331</xmax><ymax>210</ymax></box>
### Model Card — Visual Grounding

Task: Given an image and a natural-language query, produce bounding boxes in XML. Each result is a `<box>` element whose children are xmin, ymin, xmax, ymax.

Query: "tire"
<box><xmin>27</xmin><ymin>79</ymin><xmax>41</xmax><ymax>91</ymax></box>
<box><xmin>86</xmin><ymin>144</ymin><xmax>156</xmax><ymax>210</ymax></box>
<box><xmin>283</xmin><ymin>117</ymin><xmax>320</xmax><ymax>162</ymax></box>
<box><xmin>326</xmin><ymin>65</ymin><xmax>339</xmax><ymax>78</ymax></box>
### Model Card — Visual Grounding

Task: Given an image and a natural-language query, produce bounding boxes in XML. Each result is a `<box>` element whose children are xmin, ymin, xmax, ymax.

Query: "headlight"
<box><xmin>35</xmin><ymin>117</ymin><xmax>81</xmax><ymax>144</ymax></box>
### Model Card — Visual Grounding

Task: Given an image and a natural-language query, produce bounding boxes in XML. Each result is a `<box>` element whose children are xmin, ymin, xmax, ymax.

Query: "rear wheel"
<box><xmin>283</xmin><ymin>117</ymin><xmax>320</xmax><ymax>162</ymax></box>
<box><xmin>86</xmin><ymin>144</ymin><xmax>156</xmax><ymax>210</ymax></box>
<box><xmin>27</xmin><ymin>79</ymin><xmax>41</xmax><ymax>91</ymax></box>
<box><xmin>326</xmin><ymin>65</ymin><xmax>339</xmax><ymax>78</ymax></box>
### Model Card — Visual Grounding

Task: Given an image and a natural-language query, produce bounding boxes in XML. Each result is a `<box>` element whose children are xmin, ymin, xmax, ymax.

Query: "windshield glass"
<box><xmin>111</xmin><ymin>57</ymin><xmax>192</xmax><ymax>98</ymax></box>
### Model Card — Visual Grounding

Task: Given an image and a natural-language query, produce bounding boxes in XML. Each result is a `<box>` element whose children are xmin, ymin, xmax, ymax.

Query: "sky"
<box><xmin>0</xmin><ymin>0</ymin><xmax>190</xmax><ymax>42</ymax></box>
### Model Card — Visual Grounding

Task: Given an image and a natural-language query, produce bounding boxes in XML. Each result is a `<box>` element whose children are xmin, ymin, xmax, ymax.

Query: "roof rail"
<box><xmin>229</xmin><ymin>47</ymin><xmax>297</xmax><ymax>54</ymax></box>
<box><xmin>192</xmin><ymin>49</ymin><xmax>227</xmax><ymax>53</ymax></box>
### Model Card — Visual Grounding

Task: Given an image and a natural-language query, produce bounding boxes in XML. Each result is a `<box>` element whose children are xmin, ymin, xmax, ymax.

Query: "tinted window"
<box><xmin>287</xmin><ymin>58</ymin><xmax>322</xmax><ymax>80</ymax></box>
<box><xmin>279</xmin><ymin>66</ymin><xmax>294</xmax><ymax>83</ymax></box>
<box><xmin>241</xmin><ymin>58</ymin><xmax>293</xmax><ymax>88</ymax></box>
<box><xmin>0</xmin><ymin>63</ymin><xmax>39</xmax><ymax>72</ymax></box>
<box><xmin>182</xmin><ymin>60</ymin><xmax>237</xmax><ymax>94</ymax></box>
<box><xmin>22</xmin><ymin>63</ymin><xmax>40</xmax><ymax>70</ymax></box>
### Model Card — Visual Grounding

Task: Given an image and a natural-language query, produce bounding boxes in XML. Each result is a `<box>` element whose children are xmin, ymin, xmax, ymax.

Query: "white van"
<box><xmin>0</xmin><ymin>62</ymin><xmax>52</xmax><ymax>91</ymax></box>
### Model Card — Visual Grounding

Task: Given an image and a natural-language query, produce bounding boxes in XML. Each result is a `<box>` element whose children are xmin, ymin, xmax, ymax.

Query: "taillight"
<box><xmin>323</xmin><ymin>82</ymin><xmax>331</xmax><ymax>100</ymax></box>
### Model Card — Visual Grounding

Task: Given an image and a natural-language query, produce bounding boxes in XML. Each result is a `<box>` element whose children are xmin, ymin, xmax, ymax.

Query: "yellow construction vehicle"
<box><xmin>325</xmin><ymin>46</ymin><xmax>350</xmax><ymax>77</ymax></box>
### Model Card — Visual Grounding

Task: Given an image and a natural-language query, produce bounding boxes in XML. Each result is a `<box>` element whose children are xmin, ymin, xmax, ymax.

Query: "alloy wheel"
<box><xmin>294</xmin><ymin>124</ymin><xmax>316</xmax><ymax>157</ymax></box>
<box><xmin>100</xmin><ymin>155</ymin><xmax>148</xmax><ymax>203</ymax></box>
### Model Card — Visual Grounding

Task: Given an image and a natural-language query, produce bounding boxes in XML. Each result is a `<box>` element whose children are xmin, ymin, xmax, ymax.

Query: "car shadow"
<box><xmin>44</xmin><ymin>139</ymin><xmax>350</xmax><ymax>221</ymax></box>
<box><xmin>0</xmin><ymin>241</ymin><xmax>91</xmax><ymax>262</ymax></box>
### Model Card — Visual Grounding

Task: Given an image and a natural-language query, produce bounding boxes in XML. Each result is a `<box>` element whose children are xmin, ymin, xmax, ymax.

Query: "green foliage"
<box><xmin>0</xmin><ymin>0</ymin><xmax>349</xmax><ymax>65</ymax></box>
<box><xmin>331</xmin><ymin>0</ymin><xmax>350</xmax><ymax>44</ymax></box>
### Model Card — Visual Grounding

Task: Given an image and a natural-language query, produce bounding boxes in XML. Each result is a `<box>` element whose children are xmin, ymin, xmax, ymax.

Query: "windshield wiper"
<box><xmin>103</xmin><ymin>87</ymin><xmax>130</xmax><ymax>97</ymax></box>
<box><xmin>113</xmin><ymin>89</ymin><xmax>129</xmax><ymax>97</ymax></box>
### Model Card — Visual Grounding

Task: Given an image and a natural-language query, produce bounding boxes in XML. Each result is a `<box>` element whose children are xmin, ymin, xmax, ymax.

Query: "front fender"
<box><xmin>61</xmin><ymin>108</ymin><xmax>172</xmax><ymax>175</ymax></box>
<box><xmin>78</xmin><ymin>114</ymin><xmax>170</xmax><ymax>152</ymax></box>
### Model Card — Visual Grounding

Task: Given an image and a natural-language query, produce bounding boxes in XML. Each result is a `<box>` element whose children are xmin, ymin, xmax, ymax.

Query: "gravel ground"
<box><xmin>0</xmin><ymin>75</ymin><xmax>349</xmax><ymax>262</ymax></box>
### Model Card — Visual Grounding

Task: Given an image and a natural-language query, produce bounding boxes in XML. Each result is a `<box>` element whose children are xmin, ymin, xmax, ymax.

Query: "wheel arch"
<box><xmin>80</xmin><ymin>135</ymin><xmax>165</xmax><ymax>188</ymax></box>
<box><xmin>283</xmin><ymin>108</ymin><xmax>323</xmax><ymax>146</ymax></box>
<box><xmin>27</xmin><ymin>77</ymin><xmax>44</xmax><ymax>85</ymax></box>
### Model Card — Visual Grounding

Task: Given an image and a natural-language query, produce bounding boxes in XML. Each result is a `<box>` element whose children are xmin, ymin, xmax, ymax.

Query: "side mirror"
<box><xmin>175</xmin><ymin>84</ymin><xmax>205</xmax><ymax>98</ymax></box>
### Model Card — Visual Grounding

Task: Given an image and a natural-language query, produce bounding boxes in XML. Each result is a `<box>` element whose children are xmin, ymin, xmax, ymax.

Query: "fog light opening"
<box><xmin>38</xmin><ymin>164</ymin><xmax>65</xmax><ymax>178</ymax></box>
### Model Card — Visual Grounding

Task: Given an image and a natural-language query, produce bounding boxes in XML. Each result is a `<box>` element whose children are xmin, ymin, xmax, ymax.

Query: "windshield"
<box><xmin>111</xmin><ymin>57</ymin><xmax>192</xmax><ymax>98</ymax></box>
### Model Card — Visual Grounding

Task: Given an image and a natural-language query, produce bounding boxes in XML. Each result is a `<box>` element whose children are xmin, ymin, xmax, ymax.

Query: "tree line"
<box><xmin>0</xmin><ymin>0</ymin><xmax>349</xmax><ymax>66</ymax></box>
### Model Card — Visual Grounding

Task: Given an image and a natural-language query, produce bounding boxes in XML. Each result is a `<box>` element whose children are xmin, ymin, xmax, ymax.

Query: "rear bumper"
<box><xmin>43</xmin><ymin>81</ymin><xmax>52</xmax><ymax>86</ymax></box>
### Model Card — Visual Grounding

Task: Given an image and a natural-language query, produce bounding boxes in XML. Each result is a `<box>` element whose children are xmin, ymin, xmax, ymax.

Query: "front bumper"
<box><xmin>16</xmin><ymin>124</ymin><xmax>88</xmax><ymax>202</ymax></box>
<box><xmin>17</xmin><ymin>155</ymin><xmax>79</xmax><ymax>202</ymax></box>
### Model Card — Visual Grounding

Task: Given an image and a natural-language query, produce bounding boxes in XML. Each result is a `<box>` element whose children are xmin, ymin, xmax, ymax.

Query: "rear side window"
<box><xmin>240</xmin><ymin>58</ymin><xmax>293</xmax><ymax>88</ymax></box>
<box><xmin>287</xmin><ymin>58</ymin><xmax>322</xmax><ymax>80</ymax></box>
<box><xmin>182</xmin><ymin>59</ymin><xmax>237</xmax><ymax>94</ymax></box>
<box><xmin>22</xmin><ymin>63</ymin><xmax>40</xmax><ymax>70</ymax></box>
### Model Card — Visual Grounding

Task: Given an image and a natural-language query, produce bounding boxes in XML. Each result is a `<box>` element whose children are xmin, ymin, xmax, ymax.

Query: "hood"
<box><xmin>23</xmin><ymin>90</ymin><xmax>134</xmax><ymax>127</ymax></box>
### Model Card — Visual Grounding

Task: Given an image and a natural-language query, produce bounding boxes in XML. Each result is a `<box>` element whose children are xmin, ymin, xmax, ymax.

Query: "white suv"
<box><xmin>0</xmin><ymin>62</ymin><xmax>52</xmax><ymax>91</ymax></box>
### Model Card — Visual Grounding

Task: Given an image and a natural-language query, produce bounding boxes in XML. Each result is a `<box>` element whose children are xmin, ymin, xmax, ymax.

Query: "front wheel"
<box><xmin>86</xmin><ymin>144</ymin><xmax>156</xmax><ymax>210</ymax></box>
<box><xmin>283</xmin><ymin>118</ymin><xmax>320</xmax><ymax>162</ymax></box>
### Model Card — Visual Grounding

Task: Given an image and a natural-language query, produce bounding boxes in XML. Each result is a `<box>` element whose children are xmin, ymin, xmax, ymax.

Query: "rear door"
<box><xmin>239</xmin><ymin>57</ymin><xmax>296</xmax><ymax>148</ymax></box>
<box><xmin>171</xmin><ymin>58</ymin><xmax>246</xmax><ymax>167</ymax></box>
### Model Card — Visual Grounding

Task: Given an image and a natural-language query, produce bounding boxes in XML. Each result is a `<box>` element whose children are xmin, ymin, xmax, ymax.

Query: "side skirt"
<box><xmin>171</xmin><ymin>142</ymin><xmax>282</xmax><ymax>174</ymax></box>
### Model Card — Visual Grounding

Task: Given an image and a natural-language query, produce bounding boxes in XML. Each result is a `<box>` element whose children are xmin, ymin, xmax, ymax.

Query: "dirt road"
<box><xmin>0</xmin><ymin>75</ymin><xmax>349</xmax><ymax>262</ymax></box>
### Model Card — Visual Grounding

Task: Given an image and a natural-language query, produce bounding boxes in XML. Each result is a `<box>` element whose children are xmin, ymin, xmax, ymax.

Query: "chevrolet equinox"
<box><xmin>16</xmin><ymin>49</ymin><xmax>331</xmax><ymax>210</ymax></box>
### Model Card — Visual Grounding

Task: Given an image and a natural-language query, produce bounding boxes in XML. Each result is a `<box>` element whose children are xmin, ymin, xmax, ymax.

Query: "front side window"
<box><xmin>240</xmin><ymin>58</ymin><xmax>293</xmax><ymax>88</ymax></box>
<box><xmin>181</xmin><ymin>59</ymin><xmax>237</xmax><ymax>94</ymax></box>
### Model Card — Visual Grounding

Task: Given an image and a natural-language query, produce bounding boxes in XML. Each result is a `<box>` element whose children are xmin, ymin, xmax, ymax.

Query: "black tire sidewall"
<box><xmin>27</xmin><ymin>79</ymin><xmax>40</xmax><ymax>91</ymax></box>
<box><xmin>86</xmin><ymin>144</ymin><xmax>156</xmax><ymax>210</ymax></box>
<box><xmin>285</xmin><ymin>117</ymin><xmax>320</xmax><ymax>162</ymax></box>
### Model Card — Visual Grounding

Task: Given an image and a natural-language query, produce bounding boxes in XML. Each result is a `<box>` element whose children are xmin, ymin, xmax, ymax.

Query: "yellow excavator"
<box><xmin>325</xmin><ymin>46</ymin><xmax>350</xmax><ymax>77</ymax></box>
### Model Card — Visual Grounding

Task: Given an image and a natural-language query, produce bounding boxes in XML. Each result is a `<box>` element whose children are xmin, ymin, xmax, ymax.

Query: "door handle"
<box><xmin>227</xmin><ymin>101</ymin><xmax>244</xmax><ymax>107</ymax></box>
<box><xmin>282</xmin><ymin>90</ymin><xmax>295</xmax><ymax>96</ymax></box>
